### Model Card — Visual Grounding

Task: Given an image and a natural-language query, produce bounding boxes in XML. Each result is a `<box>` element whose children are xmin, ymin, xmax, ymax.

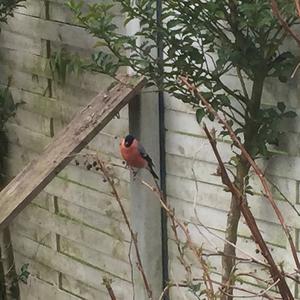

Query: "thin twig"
<box><xmin>266</xmin><ymin>176</ymin><xmax>300</xmax><ymax>217</ymax></box>
<box><xmin>222</xmin><ymin>278</ymin><xmax>279</xmax><ymax>299</ymax></box>
<box><xmin>236</xmin><ymin>67</ymin><xmax>249</xmax><ymax>100</ymax></box>
<box><xmin>159</xmin><ymin>278</ymin><xmax>278</xmax><ymax>300</ymax></box>
<box><xmin>170</xmin><ymin>269</ymin><xmax>189</xmax><ymax>300</ymax></box>
<box><xmin>103</xmin><ymin>277</ymin><xmax>117</xmax><ymax>300</ymax></box>
<box><xmin>271</xmin><ymin>0</ymin><xmax>300</xmax><ymax>46</ymax></box>
<box><xmin>141</xmin><ymin>179</ymin><xmax>215</xmax><ymax>299</ymax></box>
<box><xmin>179</xmin><ymin>75</ymin><xmax>300</xmax><ymax>272</ymax></box>
<box><xmin>169</xmin><ymin>211</ymin><xmax>192</xmax><ymax>283</ymax></box>
<box><xmin>96</xmin><ymin>158</ymin><xmax>153</xmax><ymax>299</ymax></box>
<box><xmin>296</xmin><ymin>0</ymin><xmax>300</xmax><ymax>17</ymax></box>
<box><xmin>128</xmin><ymin>238</ymin><xmax>135</xmax><ymax>300</ymax></box>
<box><xmin>291</xmin><ymin>61</ymin><xmax>300</xmax><ymax>78</ymax></box>
<box><xmin>202</xmin><ymin>125</ymin><xmax>293</xmax><ymax>299</ymax></box>
<box><xmin>192</xmin><ymin>211</ymin><xmax>270</xmax><ymax>268</ymax></box>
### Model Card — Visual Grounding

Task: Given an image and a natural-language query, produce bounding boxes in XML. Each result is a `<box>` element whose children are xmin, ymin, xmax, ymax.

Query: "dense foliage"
<box><xmin>67</xmin><ymin>1</ymin><xmax>300</xmax><ymax>297</ymax></box>
<box><xmin>0</xmin><ymin>0</ymin><xmax>24</xmax><ymax>23</ymax></box>
<box><xmin>69</xmin><ymin>0</ymin><xmax>298</xmax><ymax>158</ymax></box>
<box><xmin>0</xmin><ymin>1</ymin><xmax>25</xmax><ymax>133</ymax></box>
<box><xmin>0</xmin><ymin>0</ymin><xmax>25</xmax><ymax>132</ymax></box>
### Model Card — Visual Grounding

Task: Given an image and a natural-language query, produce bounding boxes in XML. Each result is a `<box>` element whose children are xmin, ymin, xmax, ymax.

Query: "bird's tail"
<box><xmin>148</xmin><ymin>164</ymin><xmax>159</xmax><ymax>180</ymax></box>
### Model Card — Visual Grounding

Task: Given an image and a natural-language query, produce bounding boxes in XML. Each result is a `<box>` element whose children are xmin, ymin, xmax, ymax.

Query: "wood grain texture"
<box><xmin>0</xmin><ymin>75</ymin><xmax>145</xmax><ymax>229</ymax></box>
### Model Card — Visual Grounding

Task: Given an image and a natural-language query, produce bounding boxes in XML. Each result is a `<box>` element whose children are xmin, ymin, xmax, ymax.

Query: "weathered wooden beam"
<box><xmin>0</xmin><ymin>75</ymin><xmax>146</xmax><ymax>229</ymax></box>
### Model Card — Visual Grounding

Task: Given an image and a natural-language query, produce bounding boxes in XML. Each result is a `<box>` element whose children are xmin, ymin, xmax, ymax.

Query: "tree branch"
<box><xmin>202</xmin><ymin>125</ymin><xmax>293</xmax><ymax>299</ymax></box>
<box><xmin>179</xmin><ymin>75</ymin><xmax>300</xmax><ymax>272</ymax></box>
<box><xmin>271</xmin><ymin>0</ymin><xmax>300</xmax><ymax>46</ymax></box>
<box><xmin>103</xmin><ymin>277</ymin><xmax>117</xmax><ymax>300</ymax></box>
<box><xmin>96</xmin><ymin>158</ymin><xmax>153</xmax><ymax>299</ymax></box>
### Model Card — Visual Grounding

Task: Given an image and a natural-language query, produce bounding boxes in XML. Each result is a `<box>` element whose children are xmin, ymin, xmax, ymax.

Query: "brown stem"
<box><xmin>267</xmin><ymin>176</ymin><xmax>300</xmax><ymax>217</ymax></box>
<box><xmin>295</xmin><ymin>0</ymin><xmax>300</xmax><ymax>17</ymax></box>
<box><xmin>169</xmin><ymin>212</ymin><xmax>192</xmax><ymax>283</ymax></box>
<box><xmin>160</xmin><ymin>279</ymin><xmax>278</xmax><ymax>300</ymax></box>
<box><xmin>96</xmin><ymin>158</ymin><xmax>153</xmax><ymax>299</ymax></box>
<box><xmin>143</xmin><ymin>180</ymin><xmax>215</xmax><ymax>299</ymax></box>
<box><xmin>0</xmin><ymin>170</ymin><xmax>19</xmax><ymax>300</ymax></box>
<box><xmin>103</xmin><ymin>277</ymin><xmax>117</xmax><ymax>300</ymax></box>
<box><xmin>179</xmin><ymin>75</ymin><xmax>300</xmax><ymax>272</ymax></box>
<box><xmin>271</xmin><ymin>0</ymin><xmax>300</xmax><ymax>46</ymax></box>
<box><xmin>203</xmin><ymin>126</ymin><xmax>293</xmax><ymax>299</ymax></box>
<box><xmin>221</xmin><ymin>157</ymin><xmax>250</xmax><ymax>300</ymax></box>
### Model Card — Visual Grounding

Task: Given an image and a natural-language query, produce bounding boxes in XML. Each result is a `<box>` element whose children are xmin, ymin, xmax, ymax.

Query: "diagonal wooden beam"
<box><xmin>0</xmin><ymin>75</ymin><xmax>146</xmax><ymax>229</ymax></box>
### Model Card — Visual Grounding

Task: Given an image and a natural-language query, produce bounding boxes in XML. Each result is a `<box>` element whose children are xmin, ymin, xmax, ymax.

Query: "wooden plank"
<box><xmin>0</xmin><ymin>76</ymin><xmax>146</xmax><ymax>228</ymax></box>
<box><xmin>14</xmin><ymin>0</ymin><xmax>42</xmax><ymax>17</ymax></box>
<box><xmin>60</xmin><ymin>273</ymin><xmax>107</xmax><ymax>300</ymax></box>
<box><xmin>59</xmin><ymin>236</ymin><xmax>131</xmax><ymax>280</ymax></box>
<box><xmin>166</xmin><ymin>153</ymin><xmax>297</xmax><ymax>200</ymax></box>
<box><xmin>45</xmin><ymin>175</ymin><xmax>130</xmax><ymax>213</ymax></box>
<box><xmin>14</xmin><ymin>252</ymin><xmax>59</xmax><ymax>286</ymax></box>
<box><xmin>57</xmin><ymin>198</ymin><xmax>130</xmax><ymax>241</ymax></box>
<box><xmin>9</xmin><ymin>87</ymin><xmax>128</xmax><ymax>120</ymax></box>
<box><xmin>166</xmin><ymin>131</ymin><xmax>232</xmax><ymax>162</ymax></box>
<box><xmin>166</xmin><ymin>174</ymin><xmax>300</xmax><ymax>229</ymax></box>
<box><xmin>13</xmin><ymin>204</ymin><xmax>130</xmax><ymax>261</ymax></box>
<box><xmin>0</xmin><ymin>48</ymin><xmax>119</xmax><ymax>94</ymax></box>
<box><xmin>0</xmin><ymin>30</ymin><xmax>41</xmax><ymax>55</ymax></box>
<box><xmin>12</xmin><ymin>234</ymin><xmax>133</xmax><ymax>298</ymax></box>
<box><xmin>3</xmin><ymin>13</ymin><xmax>124</xmax><ymax>50</ymax></box>
<box><xmin>18</xmin><ymin>276</ymin><xmax>81</xmax><ymax>300</ymax></box>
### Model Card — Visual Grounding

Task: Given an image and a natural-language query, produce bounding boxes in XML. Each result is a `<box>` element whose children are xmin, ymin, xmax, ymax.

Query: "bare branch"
<box><xmin>266</xmin><ymin>176</ymin><xmax>300</xmax><ymax>217</ymax></box>
<box><xmin>96</xmin><ymin>158</ymin><xmax>153</xmax><ymax>299</ymax></box>
<box><xmin>140</xmin><ymin>179</ymin><xmax>215</xmax><ymax>299</ymax></box>
<box><xmin>103</xmin><ymin>277</ymin><xmax>117</xmax><ymax>300</ymax></box>
<box><xmin>179</xmin><ymin>75</ymin><xmax>300</xmax><ymax>272</ymax></box>
<box><xmin>202</xmin><ymin>124</ymin><xmax>293</xmax><ymax>299</ymax></box>
<box><xmin>295</xmin><ymin>0</ymin><xmax>300</xmax><ymax>17</ymax></box>
<box><xmin>271</xmin><ymin>0</ymin><xmax>300</xmax><ymax>46</ymax></box>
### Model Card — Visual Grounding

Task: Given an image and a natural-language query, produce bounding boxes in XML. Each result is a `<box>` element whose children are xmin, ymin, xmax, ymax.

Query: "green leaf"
<box><xmin>277</xmin><ymin>102</ymin><xmax>286</xmax><ymax>113</ymax></box>
<box><xmin>217</xmin><ymin>94</ymin><xmax>230</xmax><ymax>106</ymax></box>
<box><xmin>93</xmin><ymin>40</ymin><xmax>107</xmax><ymax>48</ymax></box>
<box><xmin>208</xmin><ymin>113</ymin><xmax>215</xmax><ymax>121</ymax></box>
<box><xmin>201</xmin><ymin>92</ymin><xmax>213</xmax><ymax>101</ymax></box>
<box><xmin>283</xmin><ymin>111</ymin><xmax>297</xmax><ymax>118</ymax></box>
<box><xmin>196</xmin><ymin>108</ymin><xmax>205</xmax><ymax>124</ymax></box>
<box><xmin>66</xmin><ymin>0</ymin><xmax>298</xmax><ymax>163</ymax></box>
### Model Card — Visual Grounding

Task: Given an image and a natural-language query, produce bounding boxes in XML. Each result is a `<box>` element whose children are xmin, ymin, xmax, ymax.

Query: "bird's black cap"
<box><xmin>124</xmin><ymin>134</ymin><xmax>135</xmax><ymax>147</ymax></box>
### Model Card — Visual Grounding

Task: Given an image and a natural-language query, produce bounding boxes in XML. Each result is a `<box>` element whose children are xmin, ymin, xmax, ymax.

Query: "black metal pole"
<box><xmin>156</xmin><ymin>0</ymin><xmax>169</xmax><ymax>298</ymax></box>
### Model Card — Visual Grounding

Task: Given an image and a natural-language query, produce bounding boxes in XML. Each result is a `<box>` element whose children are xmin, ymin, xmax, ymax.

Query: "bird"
<box><xmin>120</xmin><ymin>134</ymin><xmax>159</xmax><ymax>180</ymax></box>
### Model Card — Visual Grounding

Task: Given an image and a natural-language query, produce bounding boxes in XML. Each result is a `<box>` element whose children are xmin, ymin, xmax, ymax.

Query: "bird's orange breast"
<box><xmin>120</xmin><ymin>139</ymin><xmax>147</xmax><ymax>168</ymax></box>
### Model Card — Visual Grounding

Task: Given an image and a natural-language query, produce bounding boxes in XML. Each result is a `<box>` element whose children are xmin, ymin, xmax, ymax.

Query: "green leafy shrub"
<box><xmin>68</xmin><ymin>0</ymin><xmax>300</xmax><ymax>296</ymax></box>
<box><xmin>68</xmin><ymin>0</ymin><xmax>298</xmax><ymax>158</ymax></box>
<box><xmin>0</xmin><ymin>0</ymin><xmax>25</xmax><ymax>23</ymax></box>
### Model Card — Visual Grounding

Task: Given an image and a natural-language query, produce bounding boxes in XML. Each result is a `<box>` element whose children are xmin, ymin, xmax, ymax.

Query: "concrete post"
<box><xmin>129</xmin><ymin>92</ymin><xmax>162</xmax><ymax>299</ymax></box>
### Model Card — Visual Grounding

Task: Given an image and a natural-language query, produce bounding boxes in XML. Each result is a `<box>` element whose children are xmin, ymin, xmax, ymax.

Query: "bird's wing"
<box><xmin>138</xmin><ymin>143</ymin><xmax>154</xmax><ymax>167</ymax></box>
<box><xmin>138</xmin><ymin>142</ymin><xmax>159</xmax><ymax>179</ymax></box>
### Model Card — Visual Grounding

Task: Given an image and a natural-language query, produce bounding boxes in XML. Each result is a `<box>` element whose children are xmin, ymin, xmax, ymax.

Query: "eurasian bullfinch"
<box><xmin>120</xmin><ymin>134</ymin><xmax>159</xmax><ymax>180</ymax></box>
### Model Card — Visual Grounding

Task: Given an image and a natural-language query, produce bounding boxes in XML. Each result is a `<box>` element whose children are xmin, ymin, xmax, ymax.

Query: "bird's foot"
<box><xmin>131</xmin><ymin>168</ymin><xmax>140</xmax><ymax>181</ymax></box>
